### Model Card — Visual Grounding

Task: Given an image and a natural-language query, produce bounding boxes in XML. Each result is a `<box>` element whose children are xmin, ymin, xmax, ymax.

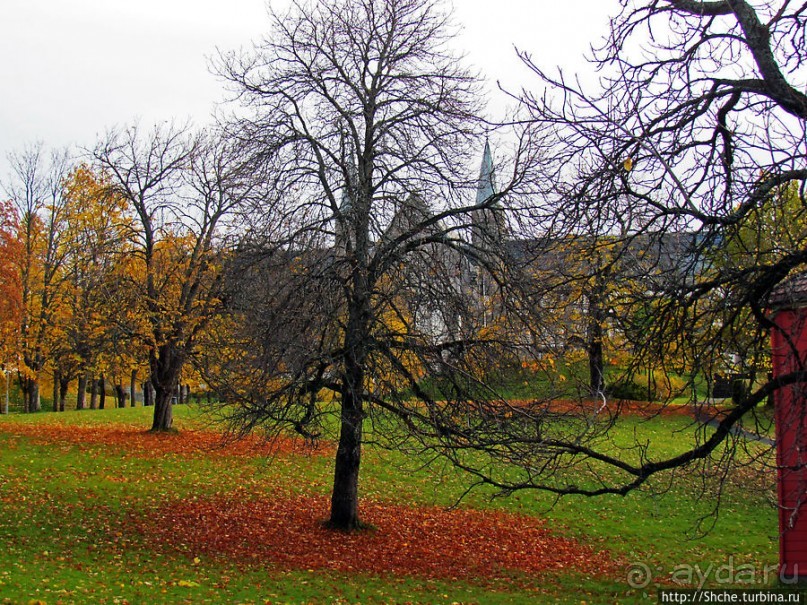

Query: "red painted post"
<box><xmin>770</xmin><ymin>291</ymin><xmax>807</xmax><ymax>581</ymax></box>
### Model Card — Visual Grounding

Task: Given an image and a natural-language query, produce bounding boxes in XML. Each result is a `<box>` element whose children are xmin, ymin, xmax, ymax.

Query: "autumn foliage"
<box><xmin>0</xmin><ymin>422</ymin><xmax>327</xmax><ymax>459</ymax></box>
<box><xmin>133</xmin><ymin>492</ymin><xmax>618</xmax><ymax>587</ymax></box>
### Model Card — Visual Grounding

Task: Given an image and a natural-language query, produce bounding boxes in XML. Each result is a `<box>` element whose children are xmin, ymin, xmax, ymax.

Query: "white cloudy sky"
<box><xmin>0</xmin><ymin>0</ymin><xmax>619</xmax><ymax>172</ymax></box>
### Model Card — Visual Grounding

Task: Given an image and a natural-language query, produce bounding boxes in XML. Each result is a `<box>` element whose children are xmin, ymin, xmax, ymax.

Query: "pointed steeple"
<box><xmin>475</xmin><ymin>139</ymin><xmax>496</xmax><ymax>207</ymax></box>
<box><xmin>471</xmin><ymin>140</ymin><xmax>505</xmax><ymax>249</ymax></box>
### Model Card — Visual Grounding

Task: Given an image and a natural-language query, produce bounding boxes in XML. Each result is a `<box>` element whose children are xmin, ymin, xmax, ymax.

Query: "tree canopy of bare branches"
<box><xmin>462</xmin><ymin>0</ymin><xmax>807</xmax><ymax>498</ymax></box>
<box><xmin>201</xmin><ymin>0</ymin><xmax>541</xmax><ymax>530</ymax></box>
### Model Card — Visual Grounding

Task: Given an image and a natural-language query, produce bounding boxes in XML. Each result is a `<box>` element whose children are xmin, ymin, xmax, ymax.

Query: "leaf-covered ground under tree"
<box><xmin>130</xmin><ymin>490</ymin><xmax>619</xmax><ymax>587</ymax></box>
<box><xmin>1</xmin><ymin>418</ymin><xmax>619</xmax><ymax>588</ymax></box>
<box><xmin>0</xmin><ymin>407</ymin><xmax>779</xmax><ymax>604</ymax></box>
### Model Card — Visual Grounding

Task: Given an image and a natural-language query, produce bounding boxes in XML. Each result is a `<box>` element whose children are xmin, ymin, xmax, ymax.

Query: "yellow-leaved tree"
<box><xmin>93</xmin><ymin>123</ymin><xmax>255</xmax><ymax>431</ymax></box>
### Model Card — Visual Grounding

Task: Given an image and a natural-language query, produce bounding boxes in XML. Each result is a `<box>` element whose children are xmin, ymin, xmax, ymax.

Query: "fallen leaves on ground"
<box><xmin>507</xmin><ymin>398</ymin><xmax>731</xmax><ymax>419</ymax></box>
<box><xmin>130</xmin><ymin>489</ymin><xmax>619</xmax><ymax>587</ymax></box>
<box><xmin>0</xmin><ymin>422</ymin><xmax>327</xmax><ymax>458</ymax></box>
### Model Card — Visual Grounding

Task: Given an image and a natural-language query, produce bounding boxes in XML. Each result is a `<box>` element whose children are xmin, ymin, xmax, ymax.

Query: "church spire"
<box><xmin>471</xmin><ymin>140</ymin><xmax>504</xmax><ymax>249</ymax></box>
<box><xmin>475</xmin><ymin>139</ymin><xmax>496</xmax><ymax>207</ymax></box>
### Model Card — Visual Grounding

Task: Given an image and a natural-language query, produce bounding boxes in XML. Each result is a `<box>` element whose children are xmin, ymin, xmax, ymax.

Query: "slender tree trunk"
<box><xmin>90</xmin><ymin>376</ymin><xmax>98</xmax><ymax>410</ymax></box>
<box><xmin>59</xmin><ymin>375</ymin><xmax>69</xmax><ymax>412</ymax></box>
<box><xmin>115</xmin><ymin>384</ymin><xmax>126</xmax><ymax>408</ymax></box>
<box><xmin>76</xmin><ymin>373</ymin><xmax>87</xmax><ymax>410</ymax></box>
<box><xmin>20</xmin><ymin>377</ymin><xmax>29</xmax><ymax>414</ymax></box>
<box><xmin>143</xmin><ymin>381</ymin><xmax>153</xmax><ymax>407</ymax></box>
<box><xmin>587</xmin><ymin>293</ymin><xmax>605</xmax><ymax>398</ymax></box>
<box><xmin>130</xmin><ymin>370</ymin><xmax>137</xmax><ymax>407</ymax></box>
<box><xmin>98</xmin><ymin>374</ymin><xmax>106</xmax><ymax>410</ymax></box>
<box><xmin>52</xmin><ymin>370</ymin><xmax>59</xmax><ymax>412</ymax></box>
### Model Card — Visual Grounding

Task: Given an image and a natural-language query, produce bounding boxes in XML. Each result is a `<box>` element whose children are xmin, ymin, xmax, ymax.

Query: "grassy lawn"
<box><xmin>0</xmin><ymin>404</ymin><xmax>783</xmax><ymax>604</ymax></box>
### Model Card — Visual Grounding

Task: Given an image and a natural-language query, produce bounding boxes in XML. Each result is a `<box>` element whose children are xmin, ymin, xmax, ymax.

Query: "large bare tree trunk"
<box><xmin>330</xmin><ymin>389</ymin><xmax>364</xmax><ymax>530</ymax></box>
<box><xmin>149</xmin><ymin>344</ymin><xmax>185</xmax><ymax>431</ymax></box>
<box><xmin>329</xmin><ymin>293</ymin><xmax>368</xmax><ymax>530</ymax></box>
<box><xmin>25</xmin><ymin>376</ymin><xmax>42</xmax><ymax>412</ymax></box>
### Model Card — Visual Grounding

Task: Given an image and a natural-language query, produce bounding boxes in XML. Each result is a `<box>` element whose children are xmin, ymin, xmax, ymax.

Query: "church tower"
<box><xmin>469</xmin><ymin>140</ymin><xmax>507</xmax><ymax>328</ymax></box>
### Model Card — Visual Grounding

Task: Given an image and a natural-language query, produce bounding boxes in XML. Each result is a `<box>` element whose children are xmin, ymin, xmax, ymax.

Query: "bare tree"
<box><xmin>434</xmin><ymin>0</ymin><xmax>807</xmax><ymax>498</ymax></box>
<box><xmin>202</xmin><ymin>0</ymin><xmax>539</xmax><ymax>530</ymax></box>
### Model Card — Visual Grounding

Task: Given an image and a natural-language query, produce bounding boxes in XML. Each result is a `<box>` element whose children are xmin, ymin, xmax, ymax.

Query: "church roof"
<box><xmin>384</xmin><ymin>193</ymin><xmax>437</xmax><ymax>241</ymax></box>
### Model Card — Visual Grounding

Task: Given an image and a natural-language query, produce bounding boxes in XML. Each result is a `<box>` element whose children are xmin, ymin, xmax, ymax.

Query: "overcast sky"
<box><xmin>0</xmin><ymin>0</ymin><xmax>619</xmax><ymax>175</ymax></box>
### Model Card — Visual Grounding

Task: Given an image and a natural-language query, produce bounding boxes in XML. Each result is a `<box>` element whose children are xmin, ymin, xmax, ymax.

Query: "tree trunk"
<box><xmin>59</xmin><ymin>375</ymin><xmax>69</xmax><ymax>412</ymax></box>
<box><xmin>76</xmin><ymin>373</ymin><xmax>87</xmax><ymax>410</ymax></box>
<box><xmin>587</xmin><ymin>293</ymin><xmax>605</xmax><ymax>398</ymax></box>
<box><xmin>130</xmin><ymin>369</ymin><xmax>137</xmax><ymax>407</ymax></box>
<box><xmin>98</xmin><ymin>374</ymin><xmax>106</xmax><ymax>410</ymax></box>
<box><xmin>20</xmin><ymin>376</ymin><xmax>29</xmax><ymax>413</ymax></box>
<box><xmin>90</xmin><ymin>376</ymin><xmax>98</xmax><ymax>410</ymax></box>
<box><xmin>330</xmin><ymin>389</ymin><xmax>364</xmax><ymax>530</ymax></box>
<box><xmin>52</xmin><ymin>370</ymin><xmax>59</xmax><ymax>412</ymax></box>
<box><xmin>143</xmin><ymin>381</ymin><xmax>153</xmax><ymax>407</ymax></box>
<box><xmin>115</xmin><ymin>384</ymin><xmax>126</xmax><ymax>408</ymax></box>
<box><xmin>18</xmin><ymin>374</ymin><xmax>40</xmax><ymax>412</ymax></box>
<box><xmin>151</xmin><ymin>384</ymin><xmax>174</xmax><ymax>431</ymax></box>
<box><xmin>149</xmin><ymin>346</ymin><xmax>184</xmax><ymax>431</ymax></box>
<box><xmin>329</xmin><ymin>290</ymin><xmax>367</xmax><ymax>530</ymax></box>
<box><xmin>28</xmin><ymin>378</ymin><xmax>40</xmax><ymax>413</ymax></box>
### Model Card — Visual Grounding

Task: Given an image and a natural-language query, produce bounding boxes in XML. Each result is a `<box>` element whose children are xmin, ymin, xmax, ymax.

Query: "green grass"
<box><xmin>0</xmin><ymin>405</ymin><xmax>785</xmax><ymax>604</ymax></box>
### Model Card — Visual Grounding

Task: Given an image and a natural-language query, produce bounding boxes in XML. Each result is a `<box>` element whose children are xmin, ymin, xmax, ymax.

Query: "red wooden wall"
<box><xmin>771</xmin><ymin>307</ymin><xmax>807</xmax><ymax>580</ymax></box>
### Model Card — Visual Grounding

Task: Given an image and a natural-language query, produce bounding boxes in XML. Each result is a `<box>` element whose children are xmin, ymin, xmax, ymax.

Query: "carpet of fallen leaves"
<box><xmin>0</xmin><ymin>422</ymin><xmax>327</xmax><ymax>458</ymax></box>
<box><xmin>508</xmin><ymin>398</ymin><xmax>730</xmax><ymax>419</ymax></box>
<box><xmin>1</xmin><ymin>418</ymin><xmax>621</xmax><ymax>588</ymax></box>
<box><xmin>130</xmin><ymin>488</ymin><xmax>619</xmax><ymax>587</ymax></box>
